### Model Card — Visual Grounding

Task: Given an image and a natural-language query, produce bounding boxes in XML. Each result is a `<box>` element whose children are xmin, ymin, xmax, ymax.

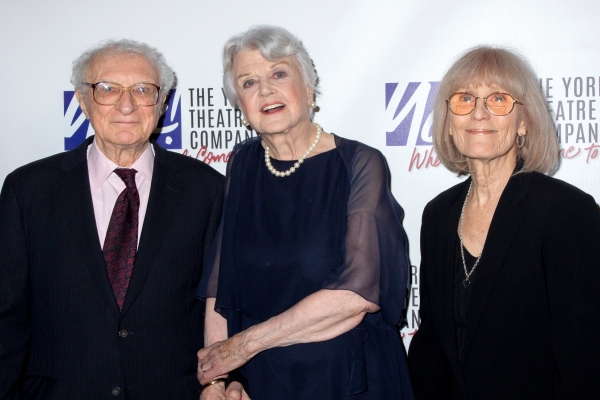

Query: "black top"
<box><xmin>454</xmin><ymin>238</ymin><xmax>478</xmax><ymax>366</ymax></box>
<box><xmin>199</xmin><ymin>135</ymin><xmax>414</xmax><ymax>399</ymax></box>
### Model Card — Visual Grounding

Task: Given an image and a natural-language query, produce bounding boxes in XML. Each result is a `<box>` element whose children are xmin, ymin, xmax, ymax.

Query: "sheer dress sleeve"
<box><xmin>198</xmin><ymin>136</ymin><xmax>410</xmax><ymax>328</ymax></box>
<box><xmin>323</xmin><ymin>137</ymin><xmax>410</xmax><ymax>327</ymax></box>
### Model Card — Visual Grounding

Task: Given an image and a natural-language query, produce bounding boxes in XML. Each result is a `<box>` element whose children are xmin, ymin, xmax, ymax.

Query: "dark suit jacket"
<box><xmin>408</xmin><ymin>172</ymin><xmax>600</xmax><ymax>399</ymax></box>
<box><xmin>0</xmin><ymin>137</ymin><xmax>224</xmax><ymax>400</ymax></box>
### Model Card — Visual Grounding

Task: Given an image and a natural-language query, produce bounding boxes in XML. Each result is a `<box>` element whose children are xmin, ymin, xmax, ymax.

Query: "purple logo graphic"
<box><xmin>63</xmin><ymin>90</ymin><xmax>182</xmax><ymax>150</ymax></box>
<box><xmin>385</xmin><ymin>82</ymin><xmax>439</xmax><ymax>146</ymax></box>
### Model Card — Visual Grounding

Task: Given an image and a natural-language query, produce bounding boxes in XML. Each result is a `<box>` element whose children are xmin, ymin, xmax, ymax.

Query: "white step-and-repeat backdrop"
<box><xmin>2</xmin><ymin>0</ymin><xmax>598</xmax><ymax>349</ymax></box>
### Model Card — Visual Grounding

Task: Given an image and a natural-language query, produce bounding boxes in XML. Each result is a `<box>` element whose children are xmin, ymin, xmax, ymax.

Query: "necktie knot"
<box><xmin>114</xmin><ymin>168</ymin><xmax>138</xmax><ymax>189</ymax></box>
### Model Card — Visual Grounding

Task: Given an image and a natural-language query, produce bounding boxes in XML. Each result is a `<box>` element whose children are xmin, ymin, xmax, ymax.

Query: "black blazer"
<box><xmin>408</xmin><ymin>172</ymin><xmax>600</xmax><ymax>399</ymax></box>
<box><xmin>0</xmin><ymin>137</ymin><xmax>224</xmax><ymax>400</ymax></box>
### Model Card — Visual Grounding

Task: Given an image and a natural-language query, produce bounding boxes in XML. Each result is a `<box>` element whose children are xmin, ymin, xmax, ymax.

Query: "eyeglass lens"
<box><xmin>449</xmin><ymin>93</ymin><xmax>516</xmax><ymax>116</ymax></box>
<box><xmin>93</xmin><ymin>82</ymin><xmax>159</xmax><ymax>106</ymax></box>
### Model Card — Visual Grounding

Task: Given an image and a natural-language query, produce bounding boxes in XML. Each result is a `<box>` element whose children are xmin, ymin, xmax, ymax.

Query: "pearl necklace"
<box><xmin>459</xmin><ymin>181</ymin><xmax>483</xmax><ymax>288</ymax></box>
<box><xmin>263</xmin><ymin>123</ymin><xmax>322</xmax><ymax>177</ymax></box>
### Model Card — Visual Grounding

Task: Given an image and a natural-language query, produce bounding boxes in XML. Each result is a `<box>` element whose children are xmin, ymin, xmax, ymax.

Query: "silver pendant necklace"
<box><xmin>459</xmin><ymin>181</ymin><xmax>483</xmax><ymax>288</ymax></box>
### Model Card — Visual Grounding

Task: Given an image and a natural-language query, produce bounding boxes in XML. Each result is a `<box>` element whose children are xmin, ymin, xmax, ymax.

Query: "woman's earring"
<box><xmin>309</xmin><ymin>101</ymin><xmax>317</xmax><ymax>109</ymax></box>
<box><xmin>516</xmin><ymin>134</ymin><xmax>526</xmax><ymax>149</ymax></box>
<box><xmin>242</xmin><ymin>117</ymin><xmax>249</xmax><ymax>127</ymax></box>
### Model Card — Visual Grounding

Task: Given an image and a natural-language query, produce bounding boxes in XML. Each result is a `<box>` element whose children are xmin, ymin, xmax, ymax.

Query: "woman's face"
<box><xmin>447</xmin><ymin>85</ymin><xmax>526</xmax><ymax>166</ymax></box>
<box><xmin>232</xmin><ymin>49</ymin><xmax>312</xmax><ymax>136</ymax></box>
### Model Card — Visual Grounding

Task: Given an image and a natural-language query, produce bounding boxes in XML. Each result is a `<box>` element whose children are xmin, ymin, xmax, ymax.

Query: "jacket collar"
<box><xmin>58</xmin><ymin>136</ymin><xmax>186</xmax><ymax>315</ymax></box>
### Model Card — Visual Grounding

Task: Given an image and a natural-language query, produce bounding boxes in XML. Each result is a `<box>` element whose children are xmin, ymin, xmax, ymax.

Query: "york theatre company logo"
<box><xmin>385</xmin><ymin>82</ymin><xmax>441</xmax><ymax>171</ymax></box>
<box><xmin>63</xmin><ymin>90</ymin><xmax>182</xmax><ymax>151</ymax></box>
<box><xmin>184</xmin><ymin>87</ymin><xmax>256</xmax><ymax>164</ymax></box>
<box><xmin>385</xmin><ymin>78</ymin><xmax>600</xmax><ymax>169</ymax></box>
<box><xmin>63</xmin><ymin>91</ymin><xmax>91</xmax><ymax>150</ymax></box>
<box><xmin>542</xmin><ymin>77</ymin><xmax>600</xmax><ymax>163</ymax></box>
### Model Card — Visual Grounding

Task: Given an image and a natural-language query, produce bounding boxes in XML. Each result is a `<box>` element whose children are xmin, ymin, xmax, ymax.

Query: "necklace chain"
<box><xmin>459</xmin><ymin>181</ymin><xmax>483</xmax><ymax>288</ymax></box>
<box><xmin>263</xmin><ymin>123</ymin><xmax>322</xmax><ymax>177</ymax></box>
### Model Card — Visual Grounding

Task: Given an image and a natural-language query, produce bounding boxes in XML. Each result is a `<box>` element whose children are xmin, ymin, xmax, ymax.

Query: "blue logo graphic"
<box><xmin>385</xmin><ymin>82</ymin><xmax>439</xmax><ymax>146</ymax></box>
<box><xmin>153</xmin><ymin>90</ymin><xmax>182</xmax><ymax>149</ymax></box>
<box><xmin>63</xmin><ymin>90</ymin><xmax>182</xmax><ymax>150</ymax></box>
<box><xmin>63</xmin><ymin>91</ymin><xmax>92</xmax><ymax>150</ymax></box>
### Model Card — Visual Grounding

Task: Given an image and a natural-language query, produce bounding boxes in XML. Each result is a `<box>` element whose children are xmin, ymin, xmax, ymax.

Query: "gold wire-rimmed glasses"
<box><xmin>84</xmin><ymin>82</ymin><xmax>161</xmax><ymax>106</ymax></box>
<box><xmin>447</xmin><ymin>92</ymin><xmax>523</xmax><ymax>116</ymax></box>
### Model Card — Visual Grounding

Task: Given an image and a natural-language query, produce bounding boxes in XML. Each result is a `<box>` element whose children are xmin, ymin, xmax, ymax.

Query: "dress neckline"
<box><xmin>266</xmin><ymin>133</ymin><xmax>338</xmax><ymax>163</ymax></box>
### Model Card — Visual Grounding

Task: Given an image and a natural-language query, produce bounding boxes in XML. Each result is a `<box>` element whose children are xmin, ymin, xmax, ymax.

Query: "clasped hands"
<box><xmin>198</xmin><ymin>333</ymin><xmax>254</xmax><ymax>400</ymax></box>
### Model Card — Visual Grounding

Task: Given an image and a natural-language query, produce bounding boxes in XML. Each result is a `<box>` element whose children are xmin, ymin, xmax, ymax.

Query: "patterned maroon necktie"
<box><xmin>103</xmin><ymin>168</ymin><xmax>140</xmax><ymax>311</ymax></box>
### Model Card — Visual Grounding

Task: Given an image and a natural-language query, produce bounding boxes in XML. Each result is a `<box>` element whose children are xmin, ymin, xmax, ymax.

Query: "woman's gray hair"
<box><xmin>222</xmin><ymin>25</ymin><xmax>320</xmax><ymax>110</ymax></box>
<box><xmin>432</xmin><ymin>45</ymin><xmax>559</xmax><ymax>175</ymax></box>
<box><xmin>71</xmin><ymin>39</ymin><xmax>176</xmax><ymax>96</ymax></box>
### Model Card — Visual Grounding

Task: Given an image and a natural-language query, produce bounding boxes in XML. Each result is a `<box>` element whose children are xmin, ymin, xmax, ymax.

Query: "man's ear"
<box><xmin>75</xmin><ymin>90</ymin><xmax>90</xmax><ymax>119</ymax></box>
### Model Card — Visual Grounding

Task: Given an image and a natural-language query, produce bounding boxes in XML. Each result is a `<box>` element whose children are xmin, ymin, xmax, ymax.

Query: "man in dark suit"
<box><xmin>0</xmin><ymin>39</ymin><xmax>224</xmax><ymax>399</ymax></box>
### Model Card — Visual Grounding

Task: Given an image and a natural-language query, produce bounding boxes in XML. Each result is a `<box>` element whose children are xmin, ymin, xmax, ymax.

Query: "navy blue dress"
<box><xmin>199</xmin><ymin>135</ymin><xmax>414</xmax><ymax>399</ymax></box>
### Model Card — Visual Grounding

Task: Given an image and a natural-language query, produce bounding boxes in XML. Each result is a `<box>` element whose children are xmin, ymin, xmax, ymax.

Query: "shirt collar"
<box><xmin>87</xmin><ymin>138</ymin><xmax>155</xmax><ymax>190</ymax></box>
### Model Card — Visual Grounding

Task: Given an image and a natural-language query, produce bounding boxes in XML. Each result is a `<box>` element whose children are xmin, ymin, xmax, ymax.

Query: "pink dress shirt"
<box><xmin>87</xmin><ymin>139</ymin><xmax>154</xmax><ymax>249</ymax></box>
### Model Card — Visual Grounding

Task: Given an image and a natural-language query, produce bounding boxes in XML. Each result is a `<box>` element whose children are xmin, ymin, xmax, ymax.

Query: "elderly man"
<box><xmin>0</xmin><ymin>39</ymin><xmax>223</xmax><ymax>399</ymax></box>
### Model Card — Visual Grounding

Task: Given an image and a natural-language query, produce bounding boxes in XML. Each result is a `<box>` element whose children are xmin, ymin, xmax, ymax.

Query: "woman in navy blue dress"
<box><xmin>197</xmin><ymin>25</ymin><xmax>414</xmax><ymax>400</ymax></box>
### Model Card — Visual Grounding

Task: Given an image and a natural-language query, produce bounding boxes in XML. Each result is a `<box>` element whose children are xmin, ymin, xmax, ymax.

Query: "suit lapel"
<box><xmin>120</xmin><ymin>143</ymin><xmax>184</xmax><ymax>315</ymax></box>
<box><xmin>462</xmin><ymin>173</ymin><xmax>532</xmax><ymax>360</ymax></box>
<box><xmin>58</xmin><ymin>137</ymin><xmax>120</xmax><ymax>312</ymax></box>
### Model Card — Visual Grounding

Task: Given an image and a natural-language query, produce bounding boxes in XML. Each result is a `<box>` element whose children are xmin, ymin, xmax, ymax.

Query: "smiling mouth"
<box><xmin>261</xmin><ymin>103</ymin><xmax>285</xmax><ymax>113</ymax></box>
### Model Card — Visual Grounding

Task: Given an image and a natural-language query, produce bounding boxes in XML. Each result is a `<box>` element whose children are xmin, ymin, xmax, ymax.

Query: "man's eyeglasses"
<box><xmin>84</xmin><ymin>82</ymin><xmax>161</xmax><ymax>106</ymax></box>
<box><xmin>447</xmin><ymin>92</ymin><xmax>523</xmax><ymax>116</ymax></box>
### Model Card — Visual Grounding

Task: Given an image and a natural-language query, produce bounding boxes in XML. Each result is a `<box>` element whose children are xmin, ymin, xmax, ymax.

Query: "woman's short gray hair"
<box><xmin>222</xmin><ymin>25</ymin><xmax>320</xmax><ymax>109</ymax></box>
<box><xmin>432</xmin><ymin>45</ymin><xmax>559</xmax><ymax>175</ymax></box>
<box><xmin>71</xmin><ymin>39</ymin><xmax>176</xmax><ymax>97</ymax></box>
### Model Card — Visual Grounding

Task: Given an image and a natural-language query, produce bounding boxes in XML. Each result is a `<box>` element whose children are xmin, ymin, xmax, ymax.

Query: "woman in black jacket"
<box><xmin>408</xmin><ymin>46</ymin><xmax>600</xmax><ymax>399</ymax></box>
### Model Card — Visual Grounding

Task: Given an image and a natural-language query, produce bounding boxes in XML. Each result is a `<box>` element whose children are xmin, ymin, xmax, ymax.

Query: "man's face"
<box><xmin>75</xmin><ymin>54</ymin><xmax>165</xmax><ymax>152</ymax></box>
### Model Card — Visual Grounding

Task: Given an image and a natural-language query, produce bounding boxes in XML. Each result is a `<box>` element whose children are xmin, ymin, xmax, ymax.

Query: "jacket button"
<box><xmin>118</xmin><ymin>329</ymin><xmax>128</xmax><ymax>338</ymax></box>
<box><xmin>111</xmin><ymin>386</ymin><xmax>121</xmax><ymax>396</ymax></box>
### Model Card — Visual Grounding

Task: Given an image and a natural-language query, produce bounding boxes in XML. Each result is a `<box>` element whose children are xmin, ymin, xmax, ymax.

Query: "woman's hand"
<box><xmin>199</xmin><ymin>290</ymin><xmax>376</xmax><ymax>384</ymax></box>
<box><xmin>197</xmin><ymin>332</ymin><xmax>256</xmax><ymax>384</ymax></box>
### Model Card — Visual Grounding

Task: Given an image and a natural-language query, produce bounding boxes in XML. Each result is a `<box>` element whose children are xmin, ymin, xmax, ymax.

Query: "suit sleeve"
<box><xmin>202</xmin><ymin>179</ymin><xmax>224</xmax><ymax>269</ymax></box>
<box><xmin>545</xmin><ymin>195</ymin><xmax>600</xmax><ymax>398</ymax></box>
<box><xmin>0</xmin><ymin>174</ymin><xmax>29</xmax><ymax>399</ymax></box>
<box><xmin>407</xmin><ymin>204</ymin><xmax>451</xmax><ymax>399</ymax></box>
